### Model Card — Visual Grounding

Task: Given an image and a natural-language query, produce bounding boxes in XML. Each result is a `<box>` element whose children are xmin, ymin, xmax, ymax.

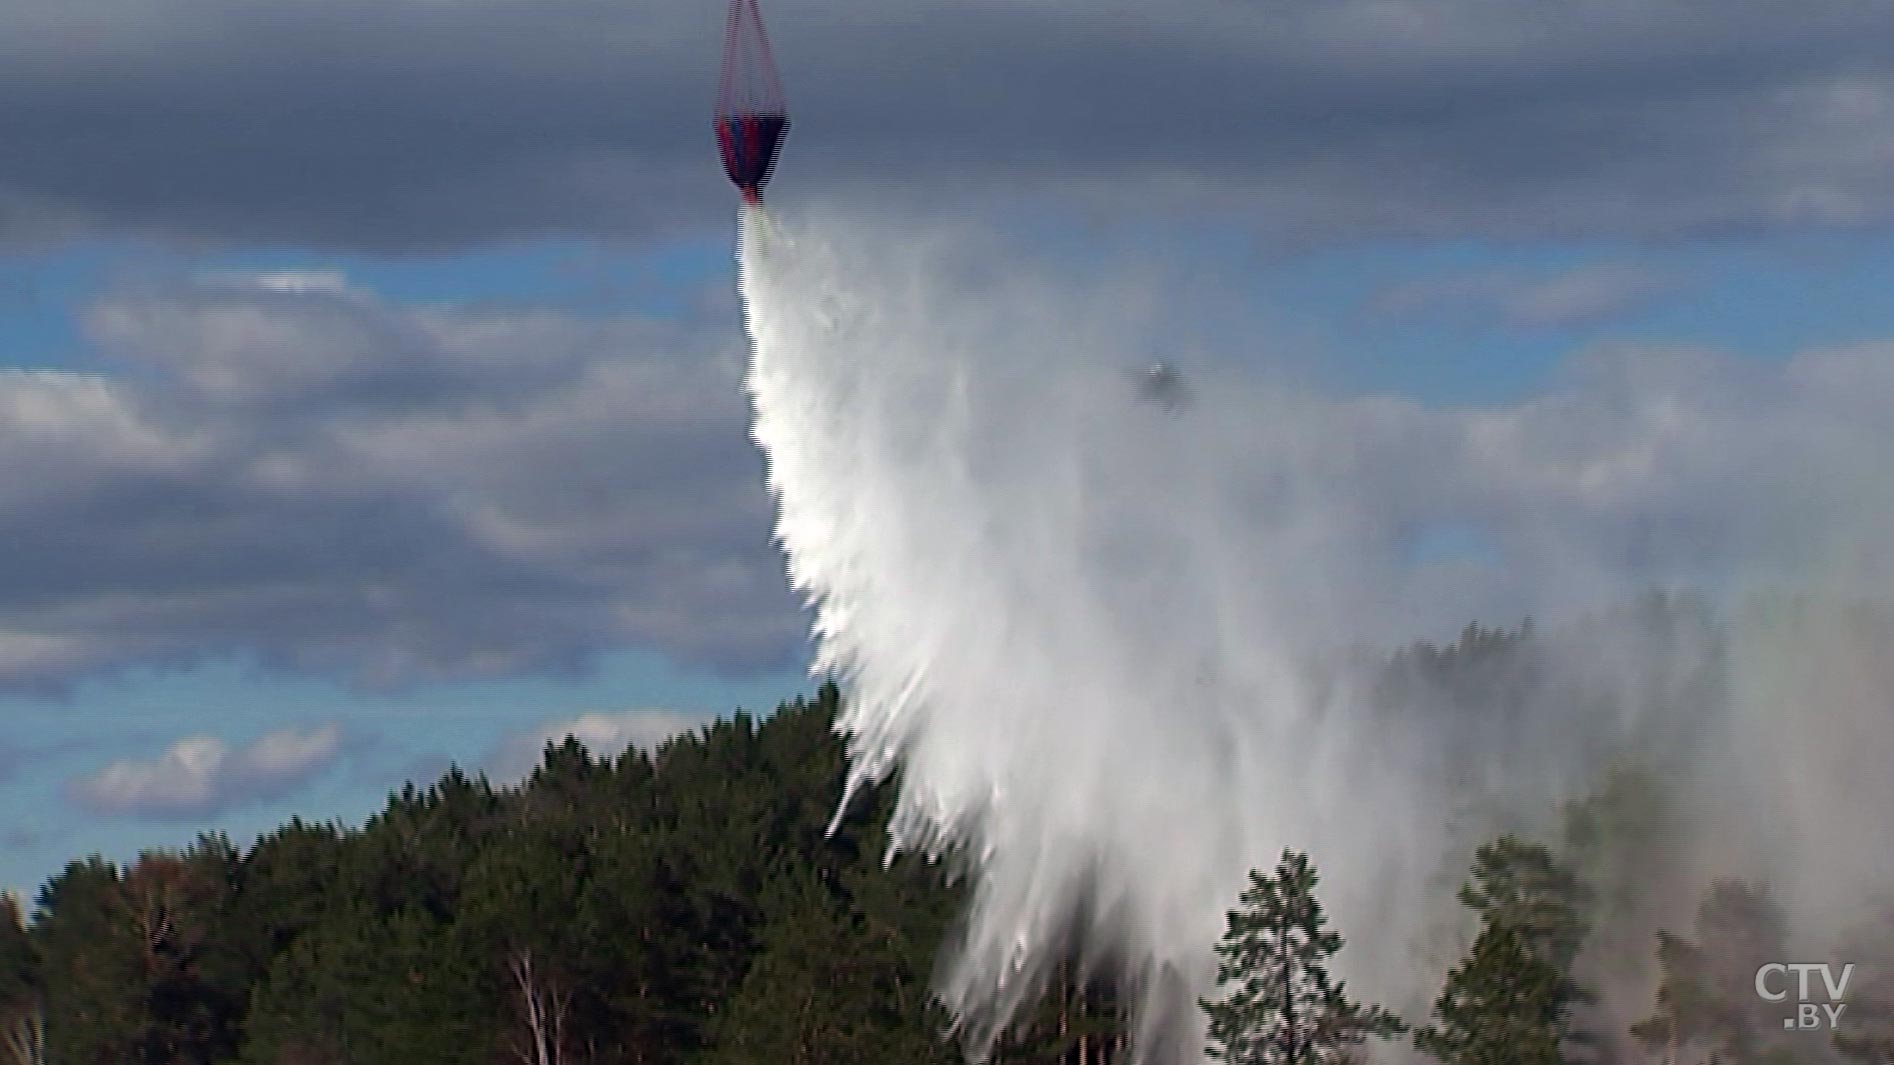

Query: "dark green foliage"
<box><xmin>241</xmin><ymin>768</ymin><xmax>504</xmax><ymax>1065</ymax></box>
<box><xmin>29</xmin><ymin>838</ymin><xmax>245</xmax><ymax>1065</ymax></box>
<box><xmin>1416</xmin><ymin>837</ymin><xmax>1591</xmax><ymax>1065</ymax></box>
<box><xmin>0</xmin><ymin>893</ymin><xmax>37</xmax><ymax>1012</ymax></box>
<box><xmin>24</xmin><ymin>686</ymin><xmax>1099</xmax><ymax>1065</ymax></box>
<box><xmin>1414</xmin><ymin>924</ymin><xmax>1578</xmax><ymax>1065</ymax></box>
<box><xmin>1200</xmin><ymin>850</ymin><xmax>1404</xmax><ymax>1064</ymax></box>
<box><xmin>34</xmin><ymin>857</ymin><xmax>148</xmax><ymax>1064</ymax></box>
<box><xmin>1456</xmin><ymin>836</ymin><xmax>1591</xmax><ymax>973</ymax></box>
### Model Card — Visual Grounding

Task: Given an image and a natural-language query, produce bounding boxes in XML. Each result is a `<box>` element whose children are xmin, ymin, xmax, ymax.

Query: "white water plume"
<box><xmin>736</xmin><ymin>205</ymin><xmax>1894</xmax><ymax>1063</ymax></box>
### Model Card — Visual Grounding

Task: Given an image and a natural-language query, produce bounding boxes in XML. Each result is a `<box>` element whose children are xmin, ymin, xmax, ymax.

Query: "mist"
<box><xmin>736</xmin><ymin>206</ymin><xmax>1894</xmax><ymax>1063</ymax></box>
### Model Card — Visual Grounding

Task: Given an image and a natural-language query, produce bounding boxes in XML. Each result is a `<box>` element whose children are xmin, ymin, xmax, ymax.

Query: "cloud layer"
<box><xmin>2</xmin><ymin>0</ymin><xmax>1894</xmax><ymax>249</ymax></box>
<box><xmin>72</xmin><ymin>723</ymin><xmax>344</xmax><ymax>819</ymax></box>
<box><xmin>0</xmin><ymin>271</ymin><xmax>801</xmax><ymax>690</ymax></box>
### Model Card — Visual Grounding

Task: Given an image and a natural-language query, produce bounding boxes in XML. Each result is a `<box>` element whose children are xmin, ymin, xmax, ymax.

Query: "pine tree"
<box><xmin>34</xmin><ymin>858</ymin><xmax>143</xmax><ymax>1065</ymax></box>
<box><xmin>1415</xmin><ymin>924</ymin><xmax>1577</xmax><ymax>1065</ymax></box>
<box><xmin>1200</xmin><ymin>850</ymin><xmax>1404</xmax><ymax>1064</ymax></box>
<box><xmin>1456</xmin><ymin>836</ymin><xmax>1590</xmax><ymax>972</ymax></box>
<box><xmin>1415</xmin><ymin>837</ymin><xmax>1591</xmax><ymax>1065</ymax></box>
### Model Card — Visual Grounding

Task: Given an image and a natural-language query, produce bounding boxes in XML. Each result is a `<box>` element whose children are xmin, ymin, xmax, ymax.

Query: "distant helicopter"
<box><xmin>1131</xmin><ymin>362</ymin><xmax>1188</xmax><ymax>411</ymax></box>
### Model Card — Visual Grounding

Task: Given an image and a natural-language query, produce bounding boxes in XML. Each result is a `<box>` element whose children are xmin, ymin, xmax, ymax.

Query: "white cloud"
<box><xmin>490</xmin><ymin>709</ymin><xmax>705</xmax><ymax>783</ymax></box>
<box><xmin>208</xmin><ymin>269</ymin><xmax>363</xmax><ymax>299</ymax></box>
<box><xmin>72</xmin><ymin>723</ymin><xmax>344</xmax><ymax>820</ymax></box>
<box><xmin>0</xmin><ymin>273</ymin><xmax>801</xmax><ymax>692</ymax></box>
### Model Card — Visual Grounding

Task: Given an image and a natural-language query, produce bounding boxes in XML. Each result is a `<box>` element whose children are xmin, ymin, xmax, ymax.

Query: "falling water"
<box><xmin>737</xmin><ymin>205</ymin><xmax>1894</xmax><ymax>1063</ymax></box>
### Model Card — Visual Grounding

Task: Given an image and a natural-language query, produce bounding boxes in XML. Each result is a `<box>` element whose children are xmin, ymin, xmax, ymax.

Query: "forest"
<box><xmin>0</xmin><ymin>610</ymin><xmax>1888</xmax><ymax>1065</ymax></box>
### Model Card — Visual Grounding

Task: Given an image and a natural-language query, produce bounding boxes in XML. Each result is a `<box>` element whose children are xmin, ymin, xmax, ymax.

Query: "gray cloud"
<box><xmin>1</xmin><ymin>0</ymin><xmax>1893</xmax><ymax>249</ymax></box>
<box><xmin>71</xmin><ymin>723</ymin><xmax>345</xmax><ymax>820</ymax></box>
<box><xmin>0</xmin><ymin>270</ymin><xmax>801</xmax><ymax>690</ymax></box>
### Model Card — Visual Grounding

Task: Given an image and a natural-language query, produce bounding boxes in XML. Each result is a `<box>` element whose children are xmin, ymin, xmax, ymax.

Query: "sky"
<box><xmin>0</xmin><ymin>0</ymin><xmax>1893</xmax><ymax>902</ymax></box>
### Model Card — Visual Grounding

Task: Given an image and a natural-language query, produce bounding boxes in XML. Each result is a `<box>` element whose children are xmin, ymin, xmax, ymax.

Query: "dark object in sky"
<box><xmin>1134</xmin><ymin>362</ymin><xmax>1188</xmax><ymax>410</ymax></box>
<box><xmin>716</xmin><ymin>0</ymin><xmax>789</xmax><ymax>204</ymax></box>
